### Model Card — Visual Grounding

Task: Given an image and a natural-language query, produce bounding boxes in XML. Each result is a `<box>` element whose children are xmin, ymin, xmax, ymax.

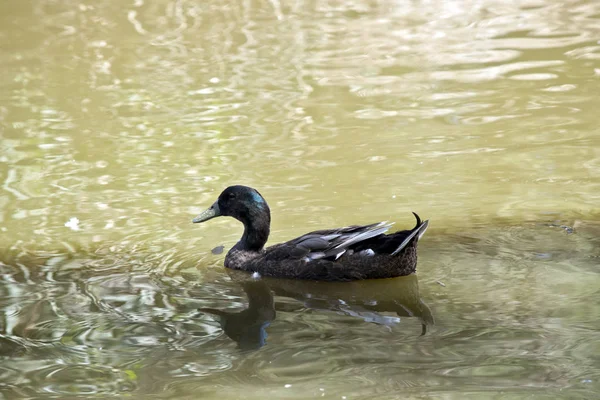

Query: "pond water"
<box><xmin>1</xmin><ymin>0</ymin><xmax>599</xmax><ymax>398</ymax></box>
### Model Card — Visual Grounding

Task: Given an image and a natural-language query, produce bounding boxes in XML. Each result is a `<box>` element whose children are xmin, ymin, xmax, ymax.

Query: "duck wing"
<box><xmin>264</xmin><ymin>222</ymin><xmax>393</xmax><ymax>262</ymax></box>
<box><xmin>352</xmin><ymin>212</ymin><xmax>429</xmax><ymax>256</ymax></box>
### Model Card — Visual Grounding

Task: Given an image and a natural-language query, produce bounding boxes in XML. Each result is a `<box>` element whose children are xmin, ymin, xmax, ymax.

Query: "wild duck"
<box><xmin>192</xmin><ymin>185</ymin><xmax>429</xmax><ymax>281</ymax></box>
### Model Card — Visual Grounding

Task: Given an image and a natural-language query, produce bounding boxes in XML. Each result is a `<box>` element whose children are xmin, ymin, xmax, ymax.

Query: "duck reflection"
<box><xmin>199</xmin><ymin>278</ymin><xmax>275</xmax><ymax>350</ymax></box>
<box><xmin>200</xmin><ymin>270</ymin><xmax>434</xmax><ymax>350</ymax></box>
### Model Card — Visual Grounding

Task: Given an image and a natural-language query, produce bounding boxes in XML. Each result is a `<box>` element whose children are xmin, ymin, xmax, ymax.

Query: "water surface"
<box><xmin>1</xmin><ymin>0</ymin><xmax>599</xmax><ymax>398</ymax></box>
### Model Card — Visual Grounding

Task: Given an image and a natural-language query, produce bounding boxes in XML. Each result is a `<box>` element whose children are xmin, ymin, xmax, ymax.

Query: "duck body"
<box><xmin>193</xmin><ymin>185</ymin><xmax>429</xmax><ymax>282</ymax></box>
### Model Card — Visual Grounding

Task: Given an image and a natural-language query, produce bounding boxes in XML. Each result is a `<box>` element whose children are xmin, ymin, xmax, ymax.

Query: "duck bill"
<box><xmin>192</xmin><ymin>202</ymin><xmax>220</xmax><ymax>223</ymax></box>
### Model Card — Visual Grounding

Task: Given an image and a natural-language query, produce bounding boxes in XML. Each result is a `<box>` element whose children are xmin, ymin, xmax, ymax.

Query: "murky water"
<box><xmin>1</xmin><ymin>0</ymin><xmax>599</xmax><ymax>398</ymax></box>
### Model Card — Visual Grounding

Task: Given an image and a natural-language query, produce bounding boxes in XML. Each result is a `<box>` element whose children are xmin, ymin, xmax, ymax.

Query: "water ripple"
<box><xmin>1</xmin><ymin>0</ymin><xmax>600</xmax><ymax>398</ymax></box>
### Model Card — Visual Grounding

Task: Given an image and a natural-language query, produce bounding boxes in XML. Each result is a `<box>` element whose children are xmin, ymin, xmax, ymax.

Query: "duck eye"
<box><xmin>228</xmin><ymin>192</ymin><xmax>236</xmax><ymax>200</ymax></box>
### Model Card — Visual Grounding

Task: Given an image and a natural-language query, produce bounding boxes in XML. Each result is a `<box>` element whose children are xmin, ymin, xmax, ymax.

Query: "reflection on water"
<box><xmin>1</xmin><ymin>0</ymin><xmax>600</xmax><ymax>398</ymax></box>
<box><xmin>201</xmin><ymin>271</ymin><xmax>433</xmax><ymax>350</ymax></box>
<box><xmin>200</xmin><ymin>277</ymin><xmax>277</xmax><ymax>351</ymax></box>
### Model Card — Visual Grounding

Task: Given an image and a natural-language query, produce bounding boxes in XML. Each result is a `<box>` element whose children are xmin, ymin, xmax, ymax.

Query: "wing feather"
<box><xmin>274</xmin><ymin>221</ymin><xmax>392</xmax><ymax>263</ymax></box>
<box><xmin>333</xmin><ymin>222</ymin><xmax>392</xmax><ymax>249</ymax></box>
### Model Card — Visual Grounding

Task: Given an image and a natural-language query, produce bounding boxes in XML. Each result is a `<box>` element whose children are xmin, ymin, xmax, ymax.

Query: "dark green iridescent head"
<box><xmin>192</xmin><ymin>185</ymin><xmax>270</xmax><ymax>226</ymax></box>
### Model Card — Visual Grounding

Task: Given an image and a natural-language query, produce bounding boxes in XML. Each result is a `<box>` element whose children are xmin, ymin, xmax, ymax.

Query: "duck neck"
<box><xmin>237</xmin><ymin>208</ymin><xmax>270</xmax><ymax>252</ymax></box>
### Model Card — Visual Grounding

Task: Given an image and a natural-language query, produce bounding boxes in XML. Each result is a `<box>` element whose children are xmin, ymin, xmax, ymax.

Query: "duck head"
<box><xmin>192</xmin><ymin>185</ymin><xmax>271</xmax><ymax>227</ymax></box>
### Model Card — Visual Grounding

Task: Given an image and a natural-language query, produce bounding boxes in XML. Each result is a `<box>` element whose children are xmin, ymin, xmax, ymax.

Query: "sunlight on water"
<box><xmin>0</xmin><ymin>0</ymin><xmax>599</xmax><ymax>398</ymax></box>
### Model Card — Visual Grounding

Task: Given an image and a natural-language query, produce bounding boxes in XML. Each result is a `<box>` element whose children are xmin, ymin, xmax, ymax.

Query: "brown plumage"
<box><xmin>192</xmin><ymin>185</ymin><xmax>429</xmax><ymax>281</ymax></box>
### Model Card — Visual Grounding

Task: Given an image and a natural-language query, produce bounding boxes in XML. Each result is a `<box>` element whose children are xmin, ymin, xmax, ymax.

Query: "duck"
<box><xmin>192</xmin><ymin>185</ymin><xmax>429</xmax><ymax>281</ymax></box>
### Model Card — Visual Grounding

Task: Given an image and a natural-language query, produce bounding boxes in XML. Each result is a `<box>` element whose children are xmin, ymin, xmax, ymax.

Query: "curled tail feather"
<box><xmin>391</xmin><ymin>212</ymin><xmax>429</xmax><ymax>256</ymax></box>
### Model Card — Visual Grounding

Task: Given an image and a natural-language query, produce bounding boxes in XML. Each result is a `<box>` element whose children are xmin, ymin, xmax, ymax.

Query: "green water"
<box><xmin>1</xmin><ymin>0</ymin><xmax>599</xmax><ymax>398</ymax></box>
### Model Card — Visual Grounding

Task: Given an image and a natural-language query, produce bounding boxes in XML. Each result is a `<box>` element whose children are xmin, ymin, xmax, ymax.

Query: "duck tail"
<box><xmin>390</xmin><ymin>212</ymin><xmax>429</xmax><ymax>256</ymax></box>
<box><xmin>412</xmin><ymin>212</ymin><xmax>429</xmax><ymax>240</ymax></box>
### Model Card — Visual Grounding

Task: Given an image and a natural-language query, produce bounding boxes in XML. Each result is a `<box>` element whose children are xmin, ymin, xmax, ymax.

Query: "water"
<box><xmin>1</xmin><ymin>0</ymin><xmax>599</xmax><ymax>398</ymax></box>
